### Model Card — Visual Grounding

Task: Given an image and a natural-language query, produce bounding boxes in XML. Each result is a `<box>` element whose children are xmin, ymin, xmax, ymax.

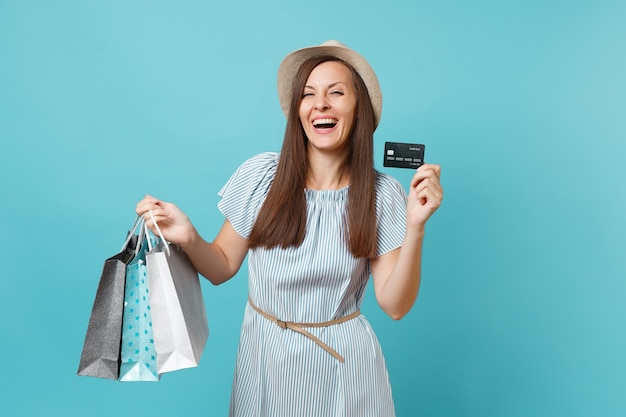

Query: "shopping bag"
<box><xmin>77</xmin><ymin>217</ymin><xmax>141</xmax><ymax>380</ymax></box>
<box><xmin>118</xmin><ymin>221</ymin><xmax>159</xmax><ymax>382</ymax></box>
<box><xmin>146</xmin><ymin>216</ymin><xmax>209</xmax><ymax>374</ymax></box>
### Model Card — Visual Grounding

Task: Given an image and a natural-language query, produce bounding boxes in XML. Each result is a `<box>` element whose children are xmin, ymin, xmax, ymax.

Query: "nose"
<box><xmin>314</xmin><ymin>95</ymin><xmax>330</xmax><ymax>111</ymax></box>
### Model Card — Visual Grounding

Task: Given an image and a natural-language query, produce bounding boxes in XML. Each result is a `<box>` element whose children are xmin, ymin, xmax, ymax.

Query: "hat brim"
<box><xmin>277</xmin><ymin>41</ymin><xmax>382</xmax><ymax>128</ymax></box>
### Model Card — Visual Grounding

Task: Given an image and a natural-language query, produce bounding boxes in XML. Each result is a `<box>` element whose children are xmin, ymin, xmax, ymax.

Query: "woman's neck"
<box><xmin>305</xmin><ymin>151</ymin><xmax>350</xmax><ymax>190</ymax></box>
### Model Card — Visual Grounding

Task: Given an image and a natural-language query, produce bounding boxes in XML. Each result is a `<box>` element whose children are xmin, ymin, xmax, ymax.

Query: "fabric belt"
<box><xmin>247</xmin><ymin>297</ymin><xmax>360</xmax><ymax>363</ymax></box>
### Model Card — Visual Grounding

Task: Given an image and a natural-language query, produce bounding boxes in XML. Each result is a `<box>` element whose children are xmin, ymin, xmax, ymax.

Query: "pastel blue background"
<box><xmin>1</xmin><ymin>0</ymin><xmax>624</xmax><ymax>416</ymax></box>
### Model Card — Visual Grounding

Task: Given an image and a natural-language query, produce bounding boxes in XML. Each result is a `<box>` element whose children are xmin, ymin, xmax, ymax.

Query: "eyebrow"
<box><xmin>304</xmin><ymin>81</ymin><xmax>347</xmax><ymax>90</ymax></box>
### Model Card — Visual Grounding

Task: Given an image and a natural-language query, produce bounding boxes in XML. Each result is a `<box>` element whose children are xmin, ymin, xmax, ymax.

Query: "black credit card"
<box><xmin>383</xmin><ymin>142</ymin><xmax>425</xmax><ymax>169</ymax></box>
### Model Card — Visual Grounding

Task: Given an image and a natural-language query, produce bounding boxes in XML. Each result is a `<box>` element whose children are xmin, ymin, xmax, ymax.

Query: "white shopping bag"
<box><xmin>146</xmin><ymin>213</ymin><xmax>209</xmax><ymax>375</ymax></box>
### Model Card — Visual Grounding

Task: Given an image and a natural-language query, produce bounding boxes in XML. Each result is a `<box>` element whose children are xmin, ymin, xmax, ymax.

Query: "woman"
<box><xmin>137</xmin><ymin>40</ymin><xmax>443</xmax><ymax>417</ymax></box>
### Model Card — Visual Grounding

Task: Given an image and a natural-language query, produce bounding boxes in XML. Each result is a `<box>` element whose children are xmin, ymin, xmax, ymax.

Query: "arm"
<box><xmin>178</xmin><ymin>219</ymin><xmax>248</xmax><ymax>285</ymax></box>
<box><xmin>136</xmin><ymin>195</ymin><xmax>248</xmax><ymax>286</ymax></box>
<box><xmin>370</xmin><ymin>164</ymin><xmax>443</xmax><ymax>320</ymax></box>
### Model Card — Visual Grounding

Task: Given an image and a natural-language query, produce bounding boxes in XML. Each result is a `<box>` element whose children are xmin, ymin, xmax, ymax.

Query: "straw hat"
<box><xmin>277</xmin><ymin>40</ymin><xmax>383</xmax><ymax>127</ymax></box>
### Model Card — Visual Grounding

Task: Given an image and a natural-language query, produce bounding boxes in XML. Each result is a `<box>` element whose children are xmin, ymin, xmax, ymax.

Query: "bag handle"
<box><xmin>144</xmin><ymin>221</ymin><xmax>153</xmax><ymax>252</ymax></box>
<box><xmin>147</xmin><ymin>209</ymin><xmax>171</xmax><ymax>256</ymax></box>
<box><xmin>120</xmin><ymin>215</ymin><xmax>144</xmax><ymax>253</ymax></box>
<box><xmin>134</xmin><ymin>217</ymin><xmax>147</xmax><ymax>257</ymax></box>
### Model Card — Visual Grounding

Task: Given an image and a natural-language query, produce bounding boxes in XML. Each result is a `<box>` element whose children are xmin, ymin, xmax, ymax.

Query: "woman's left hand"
<box><xmin>407</xmin><ymin>163</ymin><xmax>443</xmax><ymax>230</ymax></box>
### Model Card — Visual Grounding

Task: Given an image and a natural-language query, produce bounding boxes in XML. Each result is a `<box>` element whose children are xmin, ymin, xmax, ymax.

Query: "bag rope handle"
<box><xmin>148</xmin><ymin>209</ymin><xmax>171</xmax><ymax>256</ymax></box>
<box><xmin>120</xmin><ymin>215</ymin><xmax>144</xmax><ymax>253</ymax></box>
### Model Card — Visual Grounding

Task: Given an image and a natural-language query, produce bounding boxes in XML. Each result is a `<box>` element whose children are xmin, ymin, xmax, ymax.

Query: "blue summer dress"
<box><xmin>218</xmin><ymin>152</ymin><xmax>407</xmax><ymax>417</ymax></box>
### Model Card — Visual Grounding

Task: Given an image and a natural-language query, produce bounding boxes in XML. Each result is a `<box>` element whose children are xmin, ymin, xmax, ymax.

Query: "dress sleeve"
<box><xmin>217</xmin><ymin>152</ymin><xmax>279</xmax><ymax>239</ymax></box>
<box><xmin>374</xmin><ymin>172</ymin><xmax>408</xmax><ymax>257</ymax></box>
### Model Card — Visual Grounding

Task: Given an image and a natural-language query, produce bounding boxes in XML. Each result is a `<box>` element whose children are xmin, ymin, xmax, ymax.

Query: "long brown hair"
<box><xmin>248</xmin><ymin>55</ymin><xmax>378</xmax><ymax>258</ymax></box>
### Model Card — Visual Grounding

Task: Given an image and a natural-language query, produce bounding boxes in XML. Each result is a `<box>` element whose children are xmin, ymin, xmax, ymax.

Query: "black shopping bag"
<box><xmin>77</xmin><ymin>217</ymin><xmax>141</xmax><ymax>380</ymax></box>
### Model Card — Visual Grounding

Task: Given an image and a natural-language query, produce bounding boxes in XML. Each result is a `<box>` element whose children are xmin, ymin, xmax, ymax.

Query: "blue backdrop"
<box><xmin>1</xmin><ymin>1</ymin><xmax>624</xmax><ymax>416</ymax></box>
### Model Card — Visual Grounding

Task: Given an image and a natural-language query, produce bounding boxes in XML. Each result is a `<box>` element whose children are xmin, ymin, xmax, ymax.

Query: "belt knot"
<box><xmin>248</xmin><ymin>297</ymin><xmax>360</xmax><ymax>362</ymax></box>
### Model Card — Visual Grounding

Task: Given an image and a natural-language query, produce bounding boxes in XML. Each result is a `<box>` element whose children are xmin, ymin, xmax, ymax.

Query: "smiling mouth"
<box><xmin>313</xmin><ymin>118</ymin><xmax>338</xmax><ymax>129</ymax></box>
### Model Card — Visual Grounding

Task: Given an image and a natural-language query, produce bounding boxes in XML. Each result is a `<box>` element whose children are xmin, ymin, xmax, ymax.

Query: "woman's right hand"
<box><xmin>135</xmin><ymin>195</ymin><xmax>197</xmax><ymax>249</ymax></box>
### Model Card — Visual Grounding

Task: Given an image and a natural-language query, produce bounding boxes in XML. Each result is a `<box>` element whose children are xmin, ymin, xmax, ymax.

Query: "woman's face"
<box><xmin>299</xmin><ymin>61</ymin><xmax>357</xmax><ymax>156</ymax></box>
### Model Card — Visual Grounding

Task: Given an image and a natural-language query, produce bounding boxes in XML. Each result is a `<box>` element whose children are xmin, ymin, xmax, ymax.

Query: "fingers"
<box><xmin>413</xmin><ymin>177</ymin><xmax>443</xmax><ymax>202</ymax></box>
<box><xmin>145</xmin><ymin>208</ymin><xmax>170</xmax><ymax>228</ymax></box>
<box><xmin>136</xmin><ymin>195</ymin><xmax>162</xmax><ymax>214</ymax></box>
<box><xmin>136</xmin><ymin>195</ymin><xmax>155</xmax><ymax>215</ymax></box>
<box><xmin>413</xmin><ymin>176</ymin><xmax>439</xmax><ymax>194</ymax></box>
<box><xmin>133</xmin><ymin>195</ymin><xmax>193</xmax><ymax>246</ymax></box>
<box><xmin>410</xmin><ymin>164</ymin><xmax>444</xmax><ymax>210</ymax></box>
<box><xmin>135</xmin><ymin>195</ymin><xmax>171</xmax><ymax>224</ymax></box>
<box><xmin>415</xmin><ymin>182</ymin><xmax>443</xmax><ymax>208</ymax></box>
<box><xmin>411</xmin><ymin>164</ymin><xmax>442</xmax><ymax>191</ymax></box>
<box><xmin>419</xmin><ymin>163</ymin><xmax>441</xmax><ymax>179</ymax></box>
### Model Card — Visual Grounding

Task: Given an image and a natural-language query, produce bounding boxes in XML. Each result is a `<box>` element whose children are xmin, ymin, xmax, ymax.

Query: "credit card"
<box><xmin>383</xmin><ymin>142</ymin><xmax>425</xmax><ymax>169</ymax></box>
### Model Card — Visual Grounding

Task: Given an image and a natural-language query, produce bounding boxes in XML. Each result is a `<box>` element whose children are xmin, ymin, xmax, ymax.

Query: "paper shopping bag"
<box><xmin>77</xmin><ymin>220</ymin><xmax>139</xmax><ymax>380</ymax></box>
<box><xmin>118</xmin><ymin>224</ymin><xmax>160</xmax><ymax>382</ymax></box>
<box><xmin>147</xmin><ymin>240</ymin><xmax>209</xmax><ymax>374</ymax></box>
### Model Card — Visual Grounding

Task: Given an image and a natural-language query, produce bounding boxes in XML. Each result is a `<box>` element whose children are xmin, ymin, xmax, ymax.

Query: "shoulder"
<box><xmin>228</xmin><ymin>152</ymin><xmax>280</xmax><ymax>184</ymax></box>
<box><xmin>374</xmin><ymin>171</ymin><xmax>407</xmax><ymax>216</ymax></box>
<box><xmin>375</xmin><ymin>171</ymin><xmax>406</xmax><ymax>198</ymax></box>
<box><xmin>372</xmin><ymin>171</ymin><xmax>408</xmax><ymax>254</ymax></box>
<box><xmin>239</xmin><ymin>152</ymin><xmax>280</xmax><ymax>173</ymax></box>
<box><xmin>218</xmin><ymin>152</ymin><xmax>279</xmax><ymax>199</ymax></box>
<box><xmin>218</xmin><ymin>152</ymin><xmax>280</xmax><ymax>236</ymax></box>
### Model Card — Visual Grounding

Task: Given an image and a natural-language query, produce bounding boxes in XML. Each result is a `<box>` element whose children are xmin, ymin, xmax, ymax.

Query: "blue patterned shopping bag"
<box><xmin>119</xmin><ymin>223</ymin><xmax>159</xmax><ymax>382</ymax></box>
